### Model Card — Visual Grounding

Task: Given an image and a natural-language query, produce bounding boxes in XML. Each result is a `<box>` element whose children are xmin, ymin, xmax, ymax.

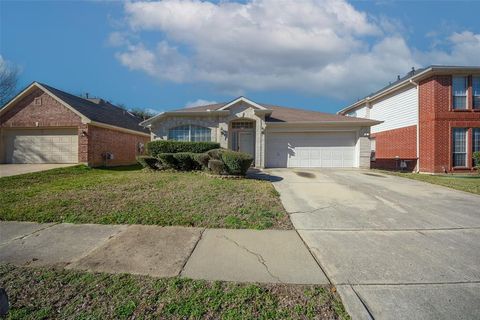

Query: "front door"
<box><xmin>238</xmin><ymin>131</ymin><xmax>255</xmax><ymax>157</ymax></box>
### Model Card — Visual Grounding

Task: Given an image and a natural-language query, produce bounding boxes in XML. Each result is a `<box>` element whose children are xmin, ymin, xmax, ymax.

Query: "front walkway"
<box><xmin>0</xmin><ymin>164</ymin><xmax>76</xmax><ymax>177</ymax></box>
<box><xmin>0</xmin><ymin>221</ymin><xmax>328</xmax><ymax>284</ymax></box>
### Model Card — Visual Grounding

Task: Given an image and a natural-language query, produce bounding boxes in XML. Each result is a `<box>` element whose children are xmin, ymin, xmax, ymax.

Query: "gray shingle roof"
<box><xmin>39</xmin><ymin>83</ymin><xmax>149</xmax><ymax>134</ymax></box>
<box><xmin>171</xmin><ymin>101</ymin><xmax>377</xmax><ymax>123</ymax></box>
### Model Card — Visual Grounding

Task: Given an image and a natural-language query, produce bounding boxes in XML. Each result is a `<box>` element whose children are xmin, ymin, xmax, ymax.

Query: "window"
<box><xmin>452</xmin><ymin>76</ymin><xmax>468</xmax><ymax>110</ymax></box>
<box><xmin>452</xmin><ymin>128</ymin><xmax>468</xmax><ymax>167</ymax></box>
<box><xmin>474</xmin><ymin>128</ymin><xmax>480</xmax><ymax>166</ymax></box>
<box><xmin>34</xmin><ymin>97</ymin><xmax>42</xmax><ymax>105</ymax></box>
<box><xmin>473</xmin><ymin>77</ymin><xmax>480</xmax><ymax>109</ymax></box>
<box><xmin>168</xmin><ymin>125</ymin><xmax>211</xmax><ymax>142</ymax></box>
<box><xmin>231</xmin><ymin>121</ymin><xmax>254</xmax><ymax>129</ymax></box>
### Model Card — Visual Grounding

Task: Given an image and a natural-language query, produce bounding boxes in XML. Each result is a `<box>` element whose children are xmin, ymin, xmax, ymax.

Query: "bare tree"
<box><xmin>0</xmin><ymin>59</ymin><xmax>19</xmax><ymax>106</ymax></box>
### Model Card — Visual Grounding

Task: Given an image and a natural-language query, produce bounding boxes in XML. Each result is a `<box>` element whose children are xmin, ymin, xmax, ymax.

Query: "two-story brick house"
<box><xmin>338</xmin><ymin>66</ymin><xmax>480</xmax><ymax>173</ymax></box>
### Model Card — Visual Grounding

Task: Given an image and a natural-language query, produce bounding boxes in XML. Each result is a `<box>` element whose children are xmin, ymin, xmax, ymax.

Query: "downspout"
<box><xmin>410</xmin><ymin>79</ymin><xmax>420</xmax><ymax>173</ymax></box>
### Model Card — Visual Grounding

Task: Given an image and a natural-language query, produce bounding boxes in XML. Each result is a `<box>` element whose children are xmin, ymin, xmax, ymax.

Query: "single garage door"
<box><xmin>4</xmin><ymin>128</ymin><xmax>78</xmax><ymax>164</ymax></box>
<box><xmin>266</xmin><ymin>132</ymin><xmax>356</xmax><ymax>168</ymax></box>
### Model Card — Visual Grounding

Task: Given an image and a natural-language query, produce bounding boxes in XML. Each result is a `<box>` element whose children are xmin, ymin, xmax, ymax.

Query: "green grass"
<box><xmin>376</xmin><ymin>170</ymin><xmax>480</xmax><ymax>195</ymax></box>
<box><xmin>0</xmin><ymin>264</ymin><xmax>350</xmax><ymax>320</ymax></box>
<box><xmin>0</xmin><ymin>165</ymin><xmax>291</xmax><ymax>229</ymax></box>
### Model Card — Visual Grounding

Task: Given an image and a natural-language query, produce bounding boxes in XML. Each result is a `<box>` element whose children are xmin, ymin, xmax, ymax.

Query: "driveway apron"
<box><xmin>269</xmin><ymin>168</ymin><xmax>480</xmax><ymax>320</ymax></box>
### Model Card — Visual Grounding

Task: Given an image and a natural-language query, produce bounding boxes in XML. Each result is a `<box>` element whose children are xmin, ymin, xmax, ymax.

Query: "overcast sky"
<box><xmin>1</xmin><ymin>0</ymin><xmax>479</xmax><ymax>114</ymax></box>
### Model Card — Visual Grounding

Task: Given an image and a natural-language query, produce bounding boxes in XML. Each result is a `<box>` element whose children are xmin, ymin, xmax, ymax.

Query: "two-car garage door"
<box><xmin>266</xmin><ymin>132</ymin><xmax>356</xmax><ymax>168</ymax></box>
<box><xmin>3</xmin><ymin>128</ymin><xmax>78</xmax><ymax>164</ymax></box>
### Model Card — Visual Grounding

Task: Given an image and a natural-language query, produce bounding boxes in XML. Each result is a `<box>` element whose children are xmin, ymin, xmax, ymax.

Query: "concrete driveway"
<box><xmin>0</xmin><ymin>164</ymin><xmax>76</xmax><ymax>177</ymax></box>
<box><xmin>268</xmin><ymin>169</ymin><xmax>480</xmax><ymax>320</ymax></box>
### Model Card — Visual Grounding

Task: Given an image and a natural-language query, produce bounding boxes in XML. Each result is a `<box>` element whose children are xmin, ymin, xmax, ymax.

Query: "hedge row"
<box><xmin>146</xmin><ymin>140</ymin><xmax>220</xmax><ymax>157</ymax></box>
<box><xmin>137</xmin><ymin>148</ymin><xmax>254</xmax><ymax>176</ymax></box>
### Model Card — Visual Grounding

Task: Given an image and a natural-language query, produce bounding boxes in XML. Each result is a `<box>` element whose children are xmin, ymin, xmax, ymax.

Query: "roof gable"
<box><xmin>217</xmin><ymin>97</ymin><xmax>267</xmax><ymax>111</ymax></box>
<box><xmin>1</xmin><ymin>82</ymin><xmax>149</xmax><ymax>135</ymax></box>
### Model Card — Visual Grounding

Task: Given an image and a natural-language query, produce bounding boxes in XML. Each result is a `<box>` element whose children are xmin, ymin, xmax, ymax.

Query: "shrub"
<box><xmin>474</xmin><ymin>151</ymin><xmax>480</xmax><ymax>172</ymax></box>
<box><xmin>206</xmin><ymin>148</ymin><xmax>225</xmax><ymax>160</ymax></box>
<box><xmin>157</xmin><ymin>153</ymin><xmax>177</xmax><ymax>169</ymax></box>
<box><xmin>173</xmin><ymin>152</ymin><xmax>201</xmax><ymax>171</ymax></box>
<box><xmin>147</xmin><ymin>140</ymin><xmax>220</xmax><ymax>157</ymax></box>
<box><xmin>193</xmin><ymin>153</ymin><xmax>211</xmax><ymax>170</ymax></box>
<box><xmin>208</xmin><ymin>159</ymin><xmax>225</xmax><ymax>175</ymax></box>
<box><xmin>221</xmin><ymin>150</ymin><xmax>254</xmax><ymax>176</ymax></box>
<box><xmin>136</xmin><ymin>156</ymin><xmax>160</xmax><ymax>170</ymax></box>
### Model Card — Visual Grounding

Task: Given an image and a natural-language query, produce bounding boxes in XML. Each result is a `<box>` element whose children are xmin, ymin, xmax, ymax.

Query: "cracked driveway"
<box><xmin>269</xmin><ymin>168</ymin><xmax>480</xmax><ymax>320</ymax></box>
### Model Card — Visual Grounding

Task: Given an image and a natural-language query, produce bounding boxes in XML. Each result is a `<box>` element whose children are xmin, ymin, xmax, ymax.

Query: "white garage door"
<box><xmin>266</xmin><ymin>132</ymin><xmax>356</xmax><ymax>168</ymax></box>
<box><xmin>4</xmin><ymin>128</ymin><xmax>78</xmax><ymax>164</ymax></box>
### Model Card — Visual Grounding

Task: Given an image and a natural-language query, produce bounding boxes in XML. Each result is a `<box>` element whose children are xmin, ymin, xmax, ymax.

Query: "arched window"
<box><xmin>168</xmin><ymin>125</ymin><xmax>211</xmax><ymax>142</ymax></box>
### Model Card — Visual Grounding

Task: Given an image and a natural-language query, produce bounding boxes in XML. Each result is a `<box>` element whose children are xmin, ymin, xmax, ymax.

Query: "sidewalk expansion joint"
<box><xmin>220</xmin><ymin>235</ymin><xmax>283</xmax><ymax>283</ymax></box>
<box><xmin>179</xmin><ymin>228</ymin><xmax>205</xmax><ymax>277</ymax></box>
<box><xmin>351</xmin><ymin>285</ymin><xmax>375</xmax><ymax>320</ymax></box>
<box><xmin>289</xmin><ymin>205</ymin><xmax>334</xmax><ymax>215</ymax></box>
<box><xmin>0</xmin><ymin>222</ymin><xmax>61</xmax><ymax>247</ymax></box>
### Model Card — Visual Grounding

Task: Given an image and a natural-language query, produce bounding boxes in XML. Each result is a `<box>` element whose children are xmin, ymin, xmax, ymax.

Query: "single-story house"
<box><xmin>0</xmin><ymin>82</ymin><xmax>150</xmax><ymax>166</ymax></box>
<box><xmin>140</xmin><ymin>97</ymin><xmax>381</xmax><ymax>168</ymax></box>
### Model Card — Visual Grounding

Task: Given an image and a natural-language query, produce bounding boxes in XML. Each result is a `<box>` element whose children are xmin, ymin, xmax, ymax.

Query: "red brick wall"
<box><xmin>0</xmin><ymin>88</ymin><xmax>82</xmax><ymax>128</ymax></box>
<box><xmin>419</xmin><ymin>75</ymin><xmax>480</xmax><ymax>173</ymax></box>
<box><xmin>87</xmin><ymin>125</ymin><xmax>150</xmax><ymax>167</ymax></box>
<box><xmin>0</xmin><ymin>86</ymin><xmax>150</xmax><ymax>166</ymax></box>
<box><xmin>371</xmin><ymin>125</ymin><xmax>417</xmax><ymax>170</ymax></box>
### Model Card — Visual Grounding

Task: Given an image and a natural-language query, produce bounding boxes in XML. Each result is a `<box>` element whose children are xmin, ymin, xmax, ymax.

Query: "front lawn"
<box><xmin>0</xmin><ymin>265</ymin><xmax>350</xmax><ymax>320</ymax></box>
<box><xmin>0</xmin><ymin>165</ymin><xmax>291</xmax><ymax>229</ymax></box>
<box><xmin>377</xmin><ymin>170</ymin><xmax>480</xmax><ymax>195</ymax></box>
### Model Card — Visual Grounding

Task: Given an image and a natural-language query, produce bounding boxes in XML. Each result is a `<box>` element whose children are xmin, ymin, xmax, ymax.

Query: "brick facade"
<box><xmin>0</xmin><ymin>87</ymin><xmax>149</xmax><ymax>166</ymax></box>
<box><xmin>371</xmin><ymin>125</ymin><xmax>417</xmax><ymax>170</ymax></box>
<box><xmin>87</xmin><ymin>125</ymin><xmax>149</xmax><ymax>167</ymax></box>
<box><xmin>419</xmin><ymin>75</ymin><xmax>480</xmax><ymax>173</ymax></box>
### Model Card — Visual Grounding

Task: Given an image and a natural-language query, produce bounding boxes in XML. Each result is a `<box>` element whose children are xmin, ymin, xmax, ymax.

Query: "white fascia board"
<box><xmin>218</xmin><ymin>96</ymin><xmax>267</xmax><ymax>110</ymax></box>
<box><xmin>140</xmin><ymin>110</ymin><xmax>230</xmax><ymax>127</ymax></box>
<box><xmin>266</xmin><ymin>120</ymin><xmax>382</xmax><ymax>127</ymax></box>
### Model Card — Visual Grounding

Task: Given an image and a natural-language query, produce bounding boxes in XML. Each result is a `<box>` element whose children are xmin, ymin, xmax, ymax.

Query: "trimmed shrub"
<box><xmin>193</xmin><ymin>153</ymin><xmax>211</xmax><ymax>170</ymax></box>
<box><xmin>173</xmin><ymin>152</ymin><xmax>201</xmax><ymax>171</ymax></box>
<box><xmin>221</xmin><ymin>150</ymin><xmax>254</xmax><ymax>176</ymax></box>
<box><xmin>147</xmin><ymin>140</ymin><xmax>220</xmax><ymax>157</ymax></box>
<box><xmin>208</xmin><ymin>159</ymin><xmax>225</xmax><ymax>175</ymax></box>
<box><xmin>157</xmin><ymin>153</ymin><xmax>177</xmax><ymax>169</ymax></box>
<box><xmin>136</xmin><ymin>156</ymin><xmax>160</xmax><ymax>170</ymax></box>
<box><xmin>474</xmin><ymin>151</ymin><xmax>480</xmax><ymax>172</ymax></box>
<box><xmin>206</xmin><ymin>148</ymin><xmax>225</xmax><ymax>160</ymax></box>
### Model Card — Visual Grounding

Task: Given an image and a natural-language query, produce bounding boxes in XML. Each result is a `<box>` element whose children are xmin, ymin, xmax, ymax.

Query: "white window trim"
<box><xmin>452</xmin><ymin>75</ymin><xmax>469</xmax><ymax>110</ymax></box>
<box><xmin>168</xmin><ymin>124</ymin><xmax>211</xmax><ymax>142</ymax></box>
<box><xmin>452</xmin><ymin>128</ymin><xmax>468</xmax><ymax>167</ymax></box>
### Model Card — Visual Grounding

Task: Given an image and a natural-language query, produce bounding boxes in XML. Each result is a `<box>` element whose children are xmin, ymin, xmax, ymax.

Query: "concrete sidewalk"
<box><xmin>0</xmin><ymin>221</ymin><xmax>328</xmax><ymax>285</ymax></box>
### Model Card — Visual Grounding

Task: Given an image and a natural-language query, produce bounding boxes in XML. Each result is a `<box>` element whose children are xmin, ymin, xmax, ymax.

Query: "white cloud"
<box><xmin>184</xmin><ymin>99</ymin><xmax>217</xmax><ymax>108</ymax></box>
<box><xmin>112</xmin><ymin>0</ymin><xmax>480</xmax><ymax>101</ymax></box>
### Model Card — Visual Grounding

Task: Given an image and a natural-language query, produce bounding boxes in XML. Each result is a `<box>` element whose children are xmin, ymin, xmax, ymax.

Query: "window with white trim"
<box><xmin>168</xmin><ymin>125</ymin><xmax>211</xmax><ymax>142</ymax></box>
<box><xmin>473</xmin><ymin>128</ymin><xmax>480</xmax><ymax>166</ymax></box>
<box><xmin>473</xmin><ymin>76</ymin><xmax>480</xmax><ymax>109</ymax></box>
<box><xmin>452</xmin><ymin>76</ymin><xmax>468</xmax><ymax>110</ymax></box>
<box><xmin>452</xmin><ymin>128</ymin><xmax>468</xmax><ymax>167</ymax></box>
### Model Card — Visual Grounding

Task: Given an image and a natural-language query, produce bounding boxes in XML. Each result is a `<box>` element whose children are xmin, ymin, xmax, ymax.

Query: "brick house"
<box><xmin>338</xmin><ymin>66</ymin><xmax>480</xmax><ymax>173</ymax></box>
<box><xmin>0</xmin><ymin>82</ymin><xmax>150</xmax><ymax>166</ymax></box>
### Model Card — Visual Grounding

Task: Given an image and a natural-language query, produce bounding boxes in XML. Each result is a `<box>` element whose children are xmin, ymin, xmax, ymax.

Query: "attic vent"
<box><xmin>34</xmin><ymin>97</ymin><xmax>42</xmax><ymax>106</ymax></box>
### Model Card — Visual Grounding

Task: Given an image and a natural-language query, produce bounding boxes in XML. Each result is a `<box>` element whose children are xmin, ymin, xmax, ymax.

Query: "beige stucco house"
<box><xmin>140</xmin><ymin>97</ymin><xmax>381</xmax><ymax>168</ymax></box>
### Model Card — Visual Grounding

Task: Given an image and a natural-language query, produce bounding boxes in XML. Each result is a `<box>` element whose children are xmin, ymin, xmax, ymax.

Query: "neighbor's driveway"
<box><xmin>268</xmin><ymin>168</ymin><xmax>480</xmax><ymax>320</ymax></box>
<box><xmin>0</xmin><ymin>164</ymin><xmax>76</xmax><ymax>177</ymax></box>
